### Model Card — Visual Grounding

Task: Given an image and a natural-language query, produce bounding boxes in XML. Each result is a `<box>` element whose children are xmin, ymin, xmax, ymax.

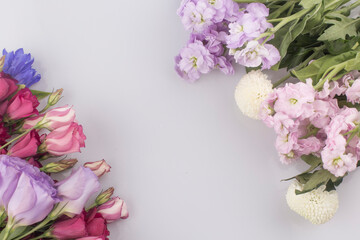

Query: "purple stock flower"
<box><xmin>0</xmin><ymin>155</ymin><xmax>58</xmax><ymax>226</ymax></box>
<box><xmin>181</xmin><ymin>1</ymin><xmax>216</xmax><ymax>33</ymax></box>
<box><xmin>175</xmin><ymin>40</ymin><xmax>215</xmax><ymax>82</ymax></box>
<box><xmin>2</xmin><ymin>48</ymin><xmax>41</xmax><ymax>87</ymax></box>
<box><xmin>55</xmin><ymin>167</ymin><xmax>100</xmax><ymax>216</ymax></box>
<box><xmin>233</xmin><ymin>41</ymin><xmax>280</xmax><ymax>69</ymax></box>
<box><xmin>226</xmin><ymin>3</ymin><xmax>272</xmax><ymax>49</ymax></box>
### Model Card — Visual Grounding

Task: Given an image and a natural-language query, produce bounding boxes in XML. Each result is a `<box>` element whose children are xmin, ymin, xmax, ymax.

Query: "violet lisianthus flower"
<box><xmin>55</xmin><ymin>167</ymin><xmax>100</xmax><ymax>216</ymax></box>
<box><xmin>2</xmin><ymin>48</ymin><xmax>41</xmax><ymax>87</ymax></box>
<box><xmin>175</xmin><ymin>40</ymin><xmax>215</xmax><ymax>82</ymax></box>
<box><xmin>0</xmin><ymin>155</ymin><xmax>58</xmax><ymax>226</ymax></box>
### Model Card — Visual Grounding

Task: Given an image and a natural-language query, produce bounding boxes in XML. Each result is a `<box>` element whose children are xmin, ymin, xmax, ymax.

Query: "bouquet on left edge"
<box><xmin>0</xmin><ymin>49</ymin><xmax>129</xmax><ymax>240</ymax></box>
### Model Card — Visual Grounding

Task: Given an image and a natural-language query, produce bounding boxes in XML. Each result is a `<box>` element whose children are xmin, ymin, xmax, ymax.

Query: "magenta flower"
<box><xmin>55</xmin><ymin>167</ymin><xmax>100</xmax><ymax>216</ymax></box>
<box><xmin>0</xmin><ymin>155</ymin><xmax>58</xmax><ymax>226</ymax></box>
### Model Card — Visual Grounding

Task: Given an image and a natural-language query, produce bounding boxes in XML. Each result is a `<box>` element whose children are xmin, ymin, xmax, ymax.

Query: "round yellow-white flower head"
<box><xmin>286</xmin><ymin>181</ymin><xmax>339</xmax><ymax>224</ymax></box>
<box><xmin>234</xmin><ymin>70</ymin><xmax>273</xmax><ymax>119</ymax></box>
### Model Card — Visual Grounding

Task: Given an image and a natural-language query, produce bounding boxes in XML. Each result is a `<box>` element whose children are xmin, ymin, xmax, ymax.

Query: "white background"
<box><xmin>1</xmin><ymin>1</ymin><xmax>360</xmax><ymax>239</ymax></box>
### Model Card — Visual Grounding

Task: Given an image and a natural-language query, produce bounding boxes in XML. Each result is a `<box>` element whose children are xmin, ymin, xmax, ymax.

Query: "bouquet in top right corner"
<box><xmin>175</xmin><ymin>0</ymin><xmax>360</xmax><ymax>224</ymax></box>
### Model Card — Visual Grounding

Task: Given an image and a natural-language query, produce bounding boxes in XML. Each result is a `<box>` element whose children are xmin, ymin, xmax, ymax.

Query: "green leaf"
<box><xmin>30</xmin><ymin>89</ymin><xmax>51</xmax><ymax>100</ymax></box>
<box><xmin>325</xmin><ymin>35</ymin><xmax>360</xmax><ymax>55</ymax></box>
<box><xmin>295</xmin><ymin>169</ymin><xmax>333</xmax><ymax>194</ymax></box>
<box><xmin>300</xmin><ymin>0</ymin><xmax>322</xmax><ymax>9</ymax></box>
<box><xmin>291</xmin><ymin>50</ymin><xmax>358</xmax><ymax>83</ymax></box>
<box><xmin>318</xmin><ymin>13</ymin><xmax>360</xmax><ymax>41</ymax></box>
<box><xmin>301</xmin><ymin>154</ymin><xmax>322</xmax><ymax>167</ymax></box>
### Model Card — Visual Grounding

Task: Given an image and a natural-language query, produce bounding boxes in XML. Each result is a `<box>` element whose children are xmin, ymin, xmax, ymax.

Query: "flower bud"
<box><xmin>95</xmin><ymin>187</ymin><xmax>114</xmax><ymax>206</ymax></box>
<box><xmin>41</xmin><ymin>159</ymin><xmax>78</xmax><ymax>173</ymax></box>
<box><xmin>8</xmin><ymin>130</ymin><xmax>41</xmax><ymax>158</ymax></box>
<box><xmin>47</xmin><ymin>88</ymin><xmax>63</xmax><ymax>106</ymax></box>
<box><xmin>50</xmin><ymin>213</ymin><xmax>87</xmax><ymax>239</ymax></box>
<box><xmin>84</xmin><ymin>160</ymin><xmax>111</xmax><ymax>178</ymax></box>
<box><xmin>98</xmin><ymin>197</ymin><xmax>129</xmax><ymax>222</ymax></box>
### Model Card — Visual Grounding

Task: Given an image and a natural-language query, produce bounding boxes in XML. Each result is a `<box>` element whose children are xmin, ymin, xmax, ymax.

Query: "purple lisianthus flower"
<box><xmin>2</xmin><ymin>48</ymin><xmax>41</xmax><ymax>87</ymax></box>
<box><xmin>0</xmin><ymin>155</ymin><xmax>58</xmax><ymax>226</ymax></box>
<box><xmin>175</xmin><ymin>40</ymin><xmax>215</xmax><ymax>82</ymax></box>
<box><xmin>181</xmin><ymin>1</ymin><xmax>216</xmax><ymax>33</ymax></box>
<box><xmin>55</xmin><ymin>167</ymin><xmax>100</xmax><ymax>216</ymax></box>
<box><xmin>232</xmin><ymin>41</ymin><xmax>280</xmax><ymax>69</ymax></box>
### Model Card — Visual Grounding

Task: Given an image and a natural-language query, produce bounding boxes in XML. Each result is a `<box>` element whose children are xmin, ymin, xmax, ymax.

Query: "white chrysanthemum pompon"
<box><xmin>234</xmin><ymin>70</ymin><xmax>273</xmax><ymax>119</ymax></box>
<box><xmin>286</xmin><ymin>181</ymin><xmax>339</xmax><ymax>224</ymax></box>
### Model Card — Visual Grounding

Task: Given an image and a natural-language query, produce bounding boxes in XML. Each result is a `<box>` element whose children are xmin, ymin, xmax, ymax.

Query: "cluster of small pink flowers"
<box><xmin>260</xmin><ymin>72</ymin><xmax>360</xmax><ymax>177</ymax></box>
<box><xmin>175</xmin><ymin>1</ymin><xmax>280</xmax><ymax>82</ymax></box>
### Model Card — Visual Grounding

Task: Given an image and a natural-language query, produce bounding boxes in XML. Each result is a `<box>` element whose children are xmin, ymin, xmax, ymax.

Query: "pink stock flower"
<box><xmin>8</xmin><ymin>130</ymin><xmax>41</xmax><ymax>158</ymax></box>
<box><xmin>296</xmin><ymin>137</ymin><xmax>322</xmax><ymax>156</ymax></box>
<box><xmin>22</xmin><ymin>105</ymin><xmax>76</xmax><ymax>131</ymax></box>
<box><xmin>275</xmin><ymin>132</ymin><xmax>298</xmax><ymax>157</ymax></box>
<box><xmin>42</xmin><ymin>122</ymin><xmax>86</xmax><ymax>156</ymax></box>
<box><xmin>346</xmin><ymin>79</ymin><xmax>360</xmax><ymax>104</ymax></box>
<box><xmin>273</xmin><ymin>112</ymin><xmax>298</xmax><ymax>135</ymax></box>
<box><xmin>98</xmin><ymin>197</ymin><xmax>129</xmax><ymax>223</ymax></box>
<box><xmin>5</xmin><ymin>88</ymin><xmax>39</xmax><ymax>120</ymax></box>
<box><xmin>321</xmin><ymin>147</ymin><xmax>357</xmax><ymax>177</ymax></box>
<box><xmin>310</xmin><ymin>99</ymin><xmax>339</xmax><ymax>129</ymax></box>
<box><xmin>84</xmin><ymin>160</ymin><xmax>111</xmax><ymax>178</ymax></box>
<box><xmin>0</xmin><ymin>73</ymin><xmax>18</xmax><ymax>102</ymax></box>
<box><xmin>273</xmin><ymin>82</ymin><xmax>315</xmax><ymax>119</ymax></box>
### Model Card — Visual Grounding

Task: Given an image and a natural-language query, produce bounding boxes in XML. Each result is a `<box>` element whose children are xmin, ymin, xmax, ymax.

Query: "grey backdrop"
<box><xmin>0</xmin><ymin>0</ymin><xmax>359</xmax><ymax>239</ymax></box>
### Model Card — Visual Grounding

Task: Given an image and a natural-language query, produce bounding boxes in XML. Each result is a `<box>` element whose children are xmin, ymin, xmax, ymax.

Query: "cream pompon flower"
<box><xmin>286</xmin><ymin>181</ymin><xmax>339</xmax><ymax>224</ymax></box>
<box><xmin>234</xmin><ymin>70</ymin><xmax>273</xmax><ymax>119</ymax></box>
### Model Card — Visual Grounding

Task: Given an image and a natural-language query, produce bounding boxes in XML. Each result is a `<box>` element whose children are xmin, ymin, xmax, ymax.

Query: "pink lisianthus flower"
<box><xmin>41</xmin><ymin>122</ymin><xmax>86</xmax><ymax>156</ymax></box>
<box><xmin>8</xmin><ymin>130</ymin><xmax>41</xmax><ymax>158</ymax></box>
<box><xmin>98</xmin><ymin>197</ymin><xmax>129</xmax><ymax>223</ymax></box>
<box><xmin>5</xmin><ymin>88</ymin><xmax>39</xmax><ymax>120</ymax></box>
<box><xmin>84</xmin><ymin>160</ymin><xmax>111</xmax><ymax>178</ymax></box>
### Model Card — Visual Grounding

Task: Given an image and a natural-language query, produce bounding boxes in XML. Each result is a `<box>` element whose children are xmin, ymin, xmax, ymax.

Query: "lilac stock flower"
<box><xmin>0</xmin><ymin>155</ymin><xmax>58</xmax><ymax>226</ymax></box>
<box><xmin>55</xmin><ymin>167</ymin><xmax>100</xmax><ymax>216</ymax></box>
<box><xmin>175</xmin><ymin>40</ymin><xmax>215</xmax><ymax>82</ymax></box>
<box><xmin>233</xmin><ymin>41</ymin><xmax>280</xmax><ymax>69</ymax></box>
<box><xmin>181</xmin><ymin>1</ymin><xmax>216</xmax><ymax>33</ymax></box>
<box><xmin>226</xmin><ymin>3</ymin><xmax>272</xmax><ymax>49</ymax></box>
<box><xmin>2</xmin><ymin>48</ymin><xmax>41</xmax><ymax>87</ymax></box>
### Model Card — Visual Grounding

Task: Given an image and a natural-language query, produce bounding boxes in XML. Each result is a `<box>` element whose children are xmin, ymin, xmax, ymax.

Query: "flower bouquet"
<box><xmin>175</xmin><ymin>0</ymin><xmax>360</xmax><ymax>224</ymax></box>
<box><xmin>0</xmin><ymin>49</ymin><xmax>128</xmax><ymax>239</ymax></box>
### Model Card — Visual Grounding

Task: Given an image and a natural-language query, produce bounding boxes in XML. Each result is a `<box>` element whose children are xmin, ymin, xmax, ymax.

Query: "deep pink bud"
<box><xmin>84</xmin><ymin>160</ymin><xmax>111</xmax><ymax>178</ymax></box>
<box><xmin>85</xmin><ymin>208</ymin><xmax>110</xmax><ymax>239</ymax></box>
<box><xmin>51</xmin><ymin>213</ymin><xmax>87</xmax><ymax>239</ymax></box>
<box><xmin>0</xmin><ymin>73</ymin><xmax>18</xmax><ymax>101</ymax></box>
<box><xmin>6</xmin><ymin>88</ymin><xmax>39</xmax><ymax>120</ymax></box>
<box><xmin>41</xmin><ymin>122</ymin><xmax>86</xmax><ymax>156</ymax></box>
<box><xmin>8</xmin><ymin>130</ymin><xmax>41</xmax><ymax>158</ymax></box>
<box><xmin>98</xmin><ymin>197</ymin><xmax>129</xmax><ymax>223</ymax></box>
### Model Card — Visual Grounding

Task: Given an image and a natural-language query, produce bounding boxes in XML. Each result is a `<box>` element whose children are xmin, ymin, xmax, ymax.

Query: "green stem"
<box><xmin>314</xmin><ymin>63</ymin><xmax>346</xmax><ymax>90</ymax></box>
<box><xmin>0</xmin><ymin>127</ymin><xmax>35</xmax><ymax>151</ymax></box>
<box><xmin>13</xmin><ymin>218</ymin><xmax>51</xmax><ymax>240</ymax></box>
<box><xmin>273</xmin><ymin>73</ymin><xmax>291</xmax><ymax>88</ymax></box>
<box><xmin>274</xmin><ymin>45</ymin><xmax>325</xmax><ymax>88</ymax></box>
<box><xmin>347</xmin><ymin>129</ymin><xmax>359</xmax><ymax>145</ymax></box>
<box><xmin>0</xmin><ymin>219</ymin><xmax>16</xmax><ymax>240</ymax></box>
<box><xmin>336</xmin><ymin>1</ymin><xmax>360</xmax><ymax>14</ymax></box>
<box><xmin>269</xmin><ymin>1</ymin><xmax>294</xmax><ymax>19</ymax></box>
